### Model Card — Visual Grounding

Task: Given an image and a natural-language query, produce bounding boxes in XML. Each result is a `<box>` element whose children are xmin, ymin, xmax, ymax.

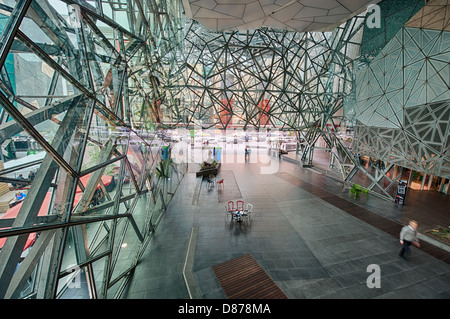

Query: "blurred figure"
<box><xmin>399</xmin><ymin>220</ymin><xmax>420</xmax><ymax>260</ymax></box>
<box><xmin>28</xmin><ymin>170</ymin><xmax>35</xmax><ymax>181</ymax></box>
<box><xmin>12</xmin><ymin>174</ymin><xmax>25</xmax><ymax>188</ymax></box>
<box><xmin>15</xmin><ymin>191</ymin><xmax>26</xmax><ymax>201</ymax></box>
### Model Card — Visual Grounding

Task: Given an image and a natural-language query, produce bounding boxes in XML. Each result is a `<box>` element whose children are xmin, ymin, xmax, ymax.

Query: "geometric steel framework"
<box><xmin>355</xmin><ymin>100</ymin><xmax>450</xmax><ymax>177</ymax></box>
<box><xmin>356</xmin><ymin>27</ymin><xmax>450</xmax><ymax>127</ymax></box>
<box><xmin>404</xmin><ymin>0</ymin><xmax>450</xmax><ymax>31</ymax></box>
<box><xmin>174</xmin><ymin>16</ymin><xmax>368</xmax><ymax>196</ymax></box>
<box><xmin>0</xmin><ymin>0</ymin><xmax>186</xmax><ymax>299</ymax></box>
<box><xmin>353</xmin><ymin>1</ymin><xmax>450</xmax><ymax>197</ymax></box>
<box><xmin>176</xmin><ymin>17</ymin><xmax>365</xmax><ymax>129</ymax></box>
<box><xmin>172</xmin><ymin>0</ymin><xmax>449</xmax><ymax>201</ymax></box>
<box><xmin>0</xmin><ymin>0</ymin><xmax>448</xmax><ymax>299</ymax></box>
<box><xmin>354</xmin><ymin>100</ymin><xmax>450</xmax><ymax>198</ymax></box>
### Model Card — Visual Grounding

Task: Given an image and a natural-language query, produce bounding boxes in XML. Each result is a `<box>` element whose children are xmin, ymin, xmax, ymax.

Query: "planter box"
<box><xmin>196</xmin><ymin>163</ymin><xmax>221</xmax><ymax>177</ymax></box>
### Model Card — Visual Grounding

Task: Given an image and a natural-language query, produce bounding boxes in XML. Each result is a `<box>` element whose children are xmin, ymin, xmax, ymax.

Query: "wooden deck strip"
<box><xmin>212</xmin><ymin>254</ymin><xmax>288</xmax><ymax>299</ymax></box>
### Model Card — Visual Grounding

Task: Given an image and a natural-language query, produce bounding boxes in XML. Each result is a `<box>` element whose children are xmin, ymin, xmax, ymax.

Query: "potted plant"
<box><xmin>196</xmin><ymin>160</ymin><xmax>220</xmax><ymax>177</ymax></box>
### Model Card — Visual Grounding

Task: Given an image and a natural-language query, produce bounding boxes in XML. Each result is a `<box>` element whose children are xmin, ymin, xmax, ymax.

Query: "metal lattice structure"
<box><xmin>352</xmin><ymin>0</ymin><xmax>450</xmax><ymax>196</ymax></box>
<box><xmin>172</xmin><ymin>0</ymin><xmax>449</xmax><ymax>200</ymax></box>
<box><xmin>175</xmin><ymin>17</ymin><xmax>363</xmax><ymax>173</ymax></box>
<box><xmin>0</xmin><ymin>0</ymin><xmax>448</xmax><ymax>299</ymax></box>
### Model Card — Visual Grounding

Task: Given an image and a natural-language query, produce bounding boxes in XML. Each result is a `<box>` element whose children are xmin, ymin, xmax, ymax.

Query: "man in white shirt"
<box><xmin>399</xmin><ymin>220</ymin><xmax>420</xmax><ymax>260</ymax></box>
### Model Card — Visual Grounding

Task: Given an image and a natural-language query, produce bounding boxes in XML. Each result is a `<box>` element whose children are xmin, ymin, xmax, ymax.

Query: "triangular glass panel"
<box><xmin>109</xmin><ymin>214</ymin><xmax>142</xmax><ymax>283</ymax></box>
<box><xmin>120</xmin><ymin>157</ymin><xmax>138</xmax><ymax>196</ymax></box>
<box><xmin>0</xmin><ymin>40</ymin><xmax>93</xmax><ymax>162</ymax></box>
<box><xmin>0</xmin><ymin>157</ymin><xmax>75</xmax><ymax>235</ymax></box>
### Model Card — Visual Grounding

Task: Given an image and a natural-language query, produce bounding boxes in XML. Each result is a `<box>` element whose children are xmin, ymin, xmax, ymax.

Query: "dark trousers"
<box><xmin>399</xmin><ymin>240</ymin><xmax>412</xmax><ymax>258</ymax></box>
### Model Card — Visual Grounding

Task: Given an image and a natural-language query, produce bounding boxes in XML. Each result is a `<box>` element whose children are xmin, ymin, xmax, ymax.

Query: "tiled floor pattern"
<box><xmin>122</xmin><ymin>148</ymin><xmax>450</xmax><ymax>299</ymax></box>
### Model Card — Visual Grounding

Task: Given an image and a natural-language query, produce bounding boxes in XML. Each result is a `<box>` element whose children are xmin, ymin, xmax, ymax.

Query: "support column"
<box><xmin>407</xmin><ymin>168</ymin><xmax>413</xmax><ymax>188</ymax></box>
<box><xmin>306</xmin><ymin>146</ymin><xmax>314</xmax><ymax>166</ymax></box>
<box><xmin>420</xmin><ymin>174</ymin><xmax>427</xmax><ymax>191</ymax></box>
<box><xmin>427</xmin><ymin>175</ymin><xmax>433</xmax><ymax>191</ymax></box>
<box><xmin>393</xmin><ymin>165</ymin><xmax>399</xmax><ymax>179</ymax></box>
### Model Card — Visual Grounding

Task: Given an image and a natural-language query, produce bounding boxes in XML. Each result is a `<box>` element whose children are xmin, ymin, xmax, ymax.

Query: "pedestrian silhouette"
<box><xmin>399</xmin><ymin>220</ymin><xmax>420</xmax><ymax>260</ymax></box>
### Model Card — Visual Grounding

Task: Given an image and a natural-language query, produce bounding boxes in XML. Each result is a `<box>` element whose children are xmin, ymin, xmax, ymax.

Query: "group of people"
<box><xmin>11</xmin><ymin>170</ymin><xmax>35</xmax><ymax>189</ymax></box>
<box><xmin>9</xmin><ymin>171</ymin><xmax>35</xmax><ymax>207</ymax></box>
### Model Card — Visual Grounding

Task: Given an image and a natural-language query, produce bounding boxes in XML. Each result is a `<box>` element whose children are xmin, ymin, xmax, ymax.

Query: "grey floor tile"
<box><xmin>122</xmin><ymin>153</ymin><xmax>450</xmax><ymax>300</ymax></box>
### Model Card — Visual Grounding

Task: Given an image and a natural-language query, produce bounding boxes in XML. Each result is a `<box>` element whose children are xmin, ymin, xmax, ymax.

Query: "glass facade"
<box><xmin>0</xmin><ymin>0</ymin><xmax>187</xmax><ymax>299</ymax></box>
<box><xmin>0</xmin><ymin>0</ymin><xmax>448</xmax><ymax>298</ymax></box>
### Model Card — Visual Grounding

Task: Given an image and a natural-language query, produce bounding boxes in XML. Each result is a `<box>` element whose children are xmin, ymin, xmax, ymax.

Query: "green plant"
<box><xmin>156</xmin><ymin>157</ymin><xmax>173</xmax><ymax>178</ymax></box>
<box><xmin>431</xmin><ymin>227</ymin><xmax>450</xmax><ymax>239</ymax></box>
<box><xmin>27</xmin><ymin>150</ymin><xmax>38</xmax><ymax>155</ymax></box>
<box><xmin>200</xmin><ymin>160</ymin><xmax>217</xmax><ymax>170</ymax></box>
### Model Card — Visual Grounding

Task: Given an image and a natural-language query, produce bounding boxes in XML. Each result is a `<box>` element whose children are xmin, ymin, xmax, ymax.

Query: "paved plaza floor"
<box><xmin>122</xmin><ymin>146</ymin><xmax>450</xmax><ymax>299</ymax></box>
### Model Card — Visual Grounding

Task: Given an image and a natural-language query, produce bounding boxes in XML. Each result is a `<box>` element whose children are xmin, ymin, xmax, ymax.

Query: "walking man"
<box><xmin>399</xmin><ymin>220</ymin><xmax>420</xmax><ymax>260</ymax></box>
